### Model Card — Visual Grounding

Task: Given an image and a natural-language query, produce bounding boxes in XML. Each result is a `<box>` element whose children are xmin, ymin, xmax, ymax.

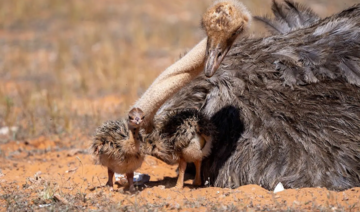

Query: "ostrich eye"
<box><xmin>129</xmin><ymin>116</ymin><xmax>133</xmax><ymax>120</ymax></box>
<box><xmin>141</xmin><ymin>116</ymin><xmax>145</xmax><ymax>120</ymax></box>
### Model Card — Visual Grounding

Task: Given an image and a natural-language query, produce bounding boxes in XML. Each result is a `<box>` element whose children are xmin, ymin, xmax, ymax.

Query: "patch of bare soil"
<box><xmin>0</xmin><ymin>138</ymin><xmax>359</xmax><ymax>211</ymax></box>
<box><xmin>1</xmin><ymin>0</ymin><xmax>360</xmax><ymax>211</ymax></box>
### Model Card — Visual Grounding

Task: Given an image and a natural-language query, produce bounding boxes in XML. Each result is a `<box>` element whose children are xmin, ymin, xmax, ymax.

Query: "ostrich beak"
<box><xmin>204</xmin><ymin>45</ymin><xmax>231</xmax><ymax>78</ymax></box>
<box><xmin>135</xmin><ymin>117</ymin><xmax>140</xmax><ymax>124</ymax></box>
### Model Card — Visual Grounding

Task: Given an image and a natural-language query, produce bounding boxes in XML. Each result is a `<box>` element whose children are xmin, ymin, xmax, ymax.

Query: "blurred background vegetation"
<box><xmin>0</xmin><ymin>0</ymin><xmax>358</xmax><ymax>146</ymax></box>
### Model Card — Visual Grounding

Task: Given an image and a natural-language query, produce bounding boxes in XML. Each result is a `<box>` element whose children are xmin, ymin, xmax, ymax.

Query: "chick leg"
<box><xmin>126</xmin><ymin>172</ymin><xmax>136</xmax><ymax>193</ymax></box>
<box><xmin>193</xmin><ymin>160</ymin><xmax>202</xmax><ymax>186</ymax></box>
<box><xmin>175</xmin><ymin>158</ymin><xmax>187</xmax><ymax>188</ymax></box>
<box><xmin>106</xmin><ymin>168</ymin><xmax>114</xmax><ymax>187</ymax></box>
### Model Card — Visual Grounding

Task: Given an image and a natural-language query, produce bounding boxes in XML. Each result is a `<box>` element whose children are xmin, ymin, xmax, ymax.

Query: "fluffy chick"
<box><xmin>92</xmin><ymin>119</ymin><xmax>144</xmax><ymax>192</ymax></box>
<box><xmin>147</xmin><ymin>109</ymin><xmax>216</xmax><ymax>188</ymax></box>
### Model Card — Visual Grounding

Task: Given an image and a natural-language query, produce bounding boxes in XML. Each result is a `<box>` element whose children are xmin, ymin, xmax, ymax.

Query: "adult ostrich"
<box><xmin>94</xmin><ymin>0</ymin><xmax>360</xmax><ymax>191</ymax></box>
<box><xmin>152</xmin><ymin>1</ymin><xmax>360</xmax><ymax>191</ymax></box>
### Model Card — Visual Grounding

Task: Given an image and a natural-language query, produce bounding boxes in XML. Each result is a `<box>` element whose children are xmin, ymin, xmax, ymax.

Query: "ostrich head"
<box><xmin>128</xmin><ymin>107</ymin><xmax>145</xmax><ymax>129</ymax></box>
<box><xmin>202</xmin><ymin>0</ymin><xmax>251</xmax><ymax>77</ymax></box>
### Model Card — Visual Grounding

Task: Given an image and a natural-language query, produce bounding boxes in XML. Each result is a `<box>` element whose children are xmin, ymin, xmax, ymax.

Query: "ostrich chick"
<box><xmin>148</xmin><ymin>109</ymin><xmax>215</xmax><ymax>188</ymax></box>
<box><xmin>202</xmin><ymin>0</ymin><xmax>251</xmax><ymax>77</ymax></box>
<box><xmin>92</xmin><ymin>119</ymin><xmax>144</xmax><ymax>193</ymax></box>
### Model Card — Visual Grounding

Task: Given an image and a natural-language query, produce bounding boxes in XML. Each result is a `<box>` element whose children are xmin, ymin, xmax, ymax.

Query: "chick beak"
<box><xmin>135</xmin><ymin>117</ymin><xmax>140</xmax><ymax>125</ymax></box>
<box><xmin>204</xmin><ymin>46</ymin><xmax>231</xmax><ymax>78</ymax></box>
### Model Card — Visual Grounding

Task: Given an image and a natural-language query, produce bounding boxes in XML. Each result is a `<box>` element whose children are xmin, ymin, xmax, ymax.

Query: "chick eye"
<box><xmin>233</xmin><ymin>27</ymin><xmax>244</xmax><ymax>37</ymax></box>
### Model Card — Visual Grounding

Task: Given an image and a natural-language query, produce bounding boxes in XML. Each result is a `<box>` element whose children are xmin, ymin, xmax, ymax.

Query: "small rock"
<box><xmin>293</xmin><ymin>200</ymin><xmax>300</xmax><ymax>205</ymax></box>
<box><xmin>39</xmin><ymin>204</ymin><xmax>51</xmax><ymax>208</ymax></box>
<box><xmin>0</xmin><ymin>126</ymin><xmax>18</xmax><ymax>135</ymax></box>
<box><xmin>54</xmin><ymin>193</ymin><xmax>69</xmax><ymax>204</ymax></box>
<box><xmin>115</xmin><ymin>172</ymin><xmax>150</xmax><ymax>185</ymax></box>
<box><xmin>65</xmin><ymin>168</ymin><xmax>78</xmax><ymax>173</ymax></box>
<box><xmin>67</xmin><ymin>149</ymin><xmax>85</xmax><ymax>157</ymax></box>
<box><xmin>86</xmin><ymin>193</ymin><xmax>95</xmax><ymax>199</ymax></box>
<box><xmin>174</xmin><ymin>203</ymin><xmax>180</xmax><ymax>209</ymax></box>
<box><xmin>134</xmin><ymin>173</ymin><xmax>150</xmax><ymax>185</ymax></box>
<box><xmin>274</xmin><ymin>182</ymin><xmax>285</xmax><ymax>193</ymax></box>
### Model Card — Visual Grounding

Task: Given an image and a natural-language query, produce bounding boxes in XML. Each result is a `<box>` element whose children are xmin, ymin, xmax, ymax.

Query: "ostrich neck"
<box><xmin>130</xmin><ymin>127</ymin><xmax>140</xmax><ymax>138</ymax></box>
<box><xmin>133</xmin><ymin>38</ymin><xmax>207</xmax><ymax>132</ymax></box>
<box><xmin>128</xmin><ymin>126</ymin><xmax>141</xmax><ymax>149</ymax></box>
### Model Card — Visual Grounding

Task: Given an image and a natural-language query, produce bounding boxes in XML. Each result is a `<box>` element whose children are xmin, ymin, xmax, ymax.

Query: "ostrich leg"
<box><xmin>193</xmin><ymin>160</ymin><xmax>202</xmax><ymax>186</ymax></box>
<box><xmin>175</xmin><ymin>158</ymin><xmax>187</xmax><ymax>188</ymax></box>
<box><xmin>106</xmin><ymin>168</ymin><xmax>114</xmax><ymax>187</ymax></box>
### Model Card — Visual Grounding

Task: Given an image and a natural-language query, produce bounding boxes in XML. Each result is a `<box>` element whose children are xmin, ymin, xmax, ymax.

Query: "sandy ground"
<box><xmin>1</xmin><ymin>0</ymin><xmax>360</xmax><ymax>211</ymax></box>
<box><xmin>1</xmin><ymin>136</ymin><xmax>359</xmax><ymax>211</ymax></box>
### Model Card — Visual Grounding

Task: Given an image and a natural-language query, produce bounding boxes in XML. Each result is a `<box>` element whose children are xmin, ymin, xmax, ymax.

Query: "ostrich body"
<box><xmin>154</xmin><ymin>1</ymin><xmax>360</xmax><ymax>190</ymax></box>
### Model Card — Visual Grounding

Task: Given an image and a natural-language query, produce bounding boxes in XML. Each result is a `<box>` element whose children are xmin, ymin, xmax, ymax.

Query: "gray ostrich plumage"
<box><xmin>93</xmin><ymin>1</ymin><xmax>360</xmax><ymax>191</ymax></box>
<box><xmin>157</xmin><ymin>1</ymin><xmax>360</xmax><ymax>190</ymax></box>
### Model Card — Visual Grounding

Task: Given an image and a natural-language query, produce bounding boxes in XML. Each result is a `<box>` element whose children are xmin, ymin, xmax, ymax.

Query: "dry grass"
<box><xmin>0</xmin><ymin>0</ymin><xmax>210</xmax><ymax>142</ymax></box>
<box><xmin>0</xmin><ymin>0</ymin><xmax>359</xmax><ymax>210</ymax></box>
<box><xmin>0</xmin><ymin>0</ymin><xmax>358</xmax><ymax>141</ymax></box>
